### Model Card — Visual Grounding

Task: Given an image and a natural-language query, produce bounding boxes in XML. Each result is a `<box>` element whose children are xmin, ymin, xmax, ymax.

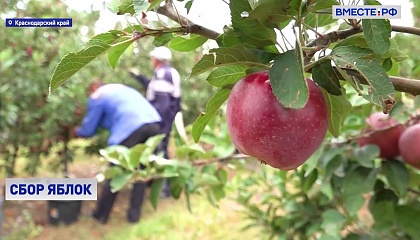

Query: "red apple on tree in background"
<box><xmin>398</xmin><ymin>124</ymin><xmax>420</xmax><ymax>169</ymax></box>
<box><xmin>26</xmin><ymin>46</ymin><xmax>33</xmax><ymax>58</ymax></box>
<box><xmin>357</xmin><ymin>112</ymin><xmax>405</xmax><ymax>159</ymax></box>
<box><xmin>226</xmin><ymin>71</ymin><xmax>329</xmax><ymax>170</ymax></box>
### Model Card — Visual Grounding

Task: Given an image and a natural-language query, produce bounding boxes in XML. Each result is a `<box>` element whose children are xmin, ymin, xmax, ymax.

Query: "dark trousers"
<box><xmin>92</xmin><ymin>122</ymin><xmax>160</xmax><ymax>224</ymax></box>
<box><xmin>155</xmin><ymin>131</ymin><xmax>171</xmax><ymax>196</ymax></box>
<box><xmin>154</xmin><ymin>110</ymin><xmax>179</xmax><ymax>196</ymax></box>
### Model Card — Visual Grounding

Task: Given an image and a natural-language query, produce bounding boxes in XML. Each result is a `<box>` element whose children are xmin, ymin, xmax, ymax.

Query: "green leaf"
<box><xmin>269</xmin><ymin>47</ymin><xmax>308</xmax><ymax>109</ymax></box>
<box><xmin>386</xmin><ymin>58</ymin><xmax>399</xmax><ymax>76</ymax></box>
<box><xmin>320</xmin><ymin>182</ymin><xmax>333</xmax><ymax>200</ymax></box>
<box><xmin>363</xmin><ymin>0</ymin><xmax>381</xmax><ymax>5</ymax></box>
<box><xmin>168</xmin><ymin>34</ymin><xmax>208</xmax><ymax>52</ymax></box>
<box><xmin>49</xmin><ymin>39</ymin><xmax>113</xmax><ymax>92</ymax></box>
<box><xmin>319</xmin><ymin>146</ymin><xmax>345</xmax><ymax>168</ymax></box>
<box><xmin>344</xmin><ymin>234</ymin><xmax>374</xmax><ymax>240</ymax></box>
<box><xmin>168</xmin><ymin>177</ymin><xmax>184</xmax><ymax>199</ymax></box>
<box><xmin>149</xmin><ymin>178</ymin><xmax>164</xmax><ymax>210</ymax></box>
<box><xmin>206</xmin><ymin>65</ymin><xmax>247</xmax><ymax>87</ymax></box>
<box><xmin>144</xmin><ymin>134</ymin><xmax>165</xmax><ymax>150</ymax></box>
<box><xmin>192</xmin><ymin>86</ymin><xmax>232</xmax><ymax>142</ymax></box>
<box><xmin>321</xmin><ymin>209</ymin><xmax>345</xmax><ymax>238</ymax></box>
<box><xmin>353</xmin><ymin>144</ymin><xmax>380</xmax><ymax>168</ymax></box>
<box><xmin>323</xmin><ymin>93</ymin><xmax>352</xmax><ymax>138</ymax></box>
<box><xmin>148</xmin><ymin>0</ymin><xmax>165</xmax><ymax>11</ymax></box>
<box><xmin>216</xmin><ymin>169</ymin><xmax>228</xmax><ymax>184</ymax></box>
<box><xmin>382</xmin><ymin>160</ymin><xmax>410</xmax><ymax>197</ymax></box>
<box><xmin>229</xmin><ymin>0</ymin><xmax>277</xmax><ymax>47</ymax></box>
<box><xmin>153</xmin><ymin>33</ymin><xmax>174</xmax><ymax>47</ymax></box>
<box><xmin>415</xmin><ymin>95</ymin><xmax>420</xmax><ymax>109</ymax></box>
<box><xmin>334</xmin><ymin>36</ymin><xmax>407</xmax><ymax>63</ymax></box>
<box><xmin>304</xmin><ymin>146</ymin><xmax>323</xmax><ymax>177</ymax></box>
<box><xmin>303</xmin><ymin>169</ymin><xmax>318</xmax><ymax>192</ymax></box>
<box><xmin>352</xmin><ymin>58</ymin><xmax>395</xmax><ymax>110</ymax></box>
<box><xmin>319</xmin><ymin>235</ymin><xmax>337</xmax><ymax>240</ymax></box>
<box><xmin>107</xmin><ymin>37</ymin><xmax>134</xmax><ymax>69</ymax></box>
<box><xmin>100</xmin><ymin>146</ymin><xmax>131</xmax><ymax>169</ymax></box>
<box><xmin>184</xmin><ymin>0</ymin><xmax>193</xmax><ymax>13</ymax></box>
<box><xmin>331</xmin><ymin>46</ymin><xmax>395</xmax><ymax>112</ymax></box>
<box><xmin>370</xmin><ymin>201</ymin><xmax>395</xmax><ymax>232</ymax></box>
<box><xmin>189</xmin><ymin>44</ymin><xmax>261</xmax><ymax>77</ymax></box>
<box><xmin>252</xmin><ymin>48</ymin><xmax>280</xmax><ymax>64</ymax></box>
<box><xmin>133</xmin><ymin>0</ymin><xmax>151</xmax><ymax>14</ymax></box>
<box><xmin>107</xmin><ymin>0</ymin><xmax>119</xmax><ymax>13</ymax></box>
<box><xmin>210</xmin><ymin>186</ymin><xmax>225</xmax><ymax>201</ymax></box>
<box><xmin>139</xmin><ymin>134</ymin><xmax>165</xmax><ymax>166</ymax></box>
<box><xmin>184</xmin><ymin>189</ymin><xmax>192</xmax><ymax>213</ymax></box>
<box><xmin>306</xmin><ymin>0</ymin><xmax>339</xmax><ymax>12</ymax></box>
<box><xmin>248</xmin><ymin>0</ymin><xmax>298</xmax><ymax>27</ymax></box>
<box><xmin>342</xmin><ymin>167</ymin><xmax>377</xmax><ymax>215</ymax></box>
<box><xmin>195</xmin><ymin>173</ymin><xmax>221</xmax><ymax>188</ymax></box>
<box><xmin>375</xmin><ymin>186</ymin><xmax>399</xmax><ymax>201</ymax></box>
<box><xmin>216</xmin><ymin>26</ymin><xmax>242</xmax><ymax>48</ymax></box>
<box><xmin>334</xmin><ymin>35</ymin><xmax>368</xmax><ymax>49</ymax></box>
<box><xmin>312</xmin><ymin>58</ymin><xmax>342</xmax><ymax>95</ymax></box>
<box><xmin>128</xmin><ymin>144</ymin><xmax>148</xmax><ymax>170</ymax></box>
<box><xmin>117</xmin><ymin>0</ymin><xmax>135</xmax><ymax>15</ymax></box>
<box><xmin>331</xmin><ymin>45</ymin><xmax>374</xmax><ymax>65</ymax></box>
<box><xmin>381</xmin><ymin>38</ymin><xmax>408</xmax><ymax>62</ymax></box>
<box><xmin>103</xmin><ymin>166</ymin><xmax>124</xmax><ymax>179</ymax></box>
<box><xmin>110</xmin><ymin>172</ymin><xmax>132</xmax><ymax>192</ymax></box>
<box><xmin>304</xmin><ymin>13</ymin><xmax>337</xmax><ymax>28</ymax></box>
<box><xmin>362</xmin><ymin>19</ymin><xmax>391</xmax><ymax>55</ymax></box>
<box><xmin>381</xmin><ymin>57</ymin><xmax>392</xmax><ymax>71</ymax></box>
<box><xmin>395</xmin><ymin>206</ymin><xmax>420</xmax><ymax>239</ymax></box>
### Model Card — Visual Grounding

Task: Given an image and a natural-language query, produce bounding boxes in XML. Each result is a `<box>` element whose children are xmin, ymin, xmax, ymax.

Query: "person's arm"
<box><xmin>129</xmin><ymin>68</ymin><xmax>151</xmax><ymax>88</ymax></box>
<box><xmin>134</xmin><ymin>74</ymin><xmax>151</xmax><ymax>88</ymax></box>
<box><xmin>74</xmin><ymin>99</ymin><xmax>103</xmax><ymax>138</ymax></box>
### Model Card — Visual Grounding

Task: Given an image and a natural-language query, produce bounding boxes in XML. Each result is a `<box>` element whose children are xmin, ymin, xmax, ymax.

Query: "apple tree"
<box><xmin>1</xmin><ymin>0</ymin><xmax>112</xmax><ymax>176</ymax></box>
<box><xmin>49</xmin><ymin>0</ymin><xmax>420</xmax><ymax>239</ymax></box>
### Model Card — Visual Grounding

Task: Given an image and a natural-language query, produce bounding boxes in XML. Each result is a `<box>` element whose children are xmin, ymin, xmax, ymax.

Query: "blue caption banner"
<box><xmin>5</xmin><ymin>178</ymin><xmax>97</xmax><ymax>201</ymax></box>
<box><xmin>5</xmin><ymin>18</ymin><xmax>72</xmax><ymax>28</ymax></box>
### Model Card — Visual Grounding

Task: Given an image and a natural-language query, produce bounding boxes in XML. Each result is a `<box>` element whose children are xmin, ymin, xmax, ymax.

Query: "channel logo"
<box><xmin>332</xmin><ymin>5</ymin><xmax>401</xmax><ymax>19</ymax></box>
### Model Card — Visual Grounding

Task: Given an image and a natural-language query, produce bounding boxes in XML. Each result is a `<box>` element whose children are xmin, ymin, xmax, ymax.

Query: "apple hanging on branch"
<box><xmin>357</xmin><ymin>112</ymin><xmax>406</xmax><ymax>159</ymax></box>
<box><xmin>226</xmin><ymin>71</ymin><xmax>329</xmax><ymax>170</ymax></box>
<box><xmin>399</xmin><ymin>124</ymin><xmax>420</xmax><ymax>170</ymax></box>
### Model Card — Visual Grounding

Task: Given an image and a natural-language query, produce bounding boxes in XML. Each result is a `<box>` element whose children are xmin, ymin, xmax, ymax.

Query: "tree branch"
<box><xmin>156</xmin><ymin>1</ymin><xmax>221</xmax><ymax>40</ymax></box>
<box><xmin>304</xmin><ymin>25</ymin><xmax>420</xmax><ymax>96</ymax></box>
<box><xmin>305</xmin><ymin>25</ymin><xmax>420</xmax><ymax>58</ymax></box>
<box><xmin>193</xmin><ymin>153</ymin><xmax>250</xmax><ymax>166</ymax></box>
<box><xmin>151</xmin><ymin>5</ymin><xmax>420</xmax><ymax>96</ymax></box>
<box><xmin>391</xmin><ymin>25</ymin><xmax>420</xmax><ymax>36</ymax></box>
<box><xmin>333</xmin><ymin>68</ymin><xmax>420</xmax><ymax>96</ymax></box>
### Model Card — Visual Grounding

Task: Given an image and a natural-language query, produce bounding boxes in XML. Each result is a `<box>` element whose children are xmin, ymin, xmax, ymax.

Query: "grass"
<box><xmin>104</xmin><ymin>194</ymin><xmax>268</xmax><ymax>240</ymax></box>
<box><xmin>14</xmin><ymin>194</ymin><xmax>268</xmax><ymax>240</ymax></box>
<box><xmin>2</xmin><ymin>141</ymin><xmax>270</xmax><ymax>240</ymax></box>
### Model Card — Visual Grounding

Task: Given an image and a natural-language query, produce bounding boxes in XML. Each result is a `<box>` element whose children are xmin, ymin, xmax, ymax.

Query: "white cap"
<box><xmin>150</xmin><ymin>46</ymin><xmax>172</xmax><ymax>61</ymax></box>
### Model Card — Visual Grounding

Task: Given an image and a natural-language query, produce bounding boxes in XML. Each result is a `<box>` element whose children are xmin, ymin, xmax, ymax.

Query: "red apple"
<box><xmin>398</xmin><ymin>124</ymin><xmax>420</xmax><ymax>169</ymax></box>
<box><xmin>357</xmin><ymin>112</ymin><xmax>405</xmax><ymax>159</ymax></box>
<box><xmin>226</xmin><ymin>71</ymin><xmax>329</xmax><ymax>170</ymax></box>
<box><xmin>26</xmin><ymin>46</ymin><xmax>33</xmax><ymax>58</ymax></box>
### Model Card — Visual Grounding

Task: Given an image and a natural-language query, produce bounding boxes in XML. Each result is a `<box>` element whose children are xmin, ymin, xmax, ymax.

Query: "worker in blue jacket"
<box><xmin>129</xmin><ymin>46</ymin><xmax>182</xmax><ymax>198</ymax></box>
<box><xmin>73</xmin><ymin>79</ymin><xmax>162</xmax><ymax>224</ymax></box>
